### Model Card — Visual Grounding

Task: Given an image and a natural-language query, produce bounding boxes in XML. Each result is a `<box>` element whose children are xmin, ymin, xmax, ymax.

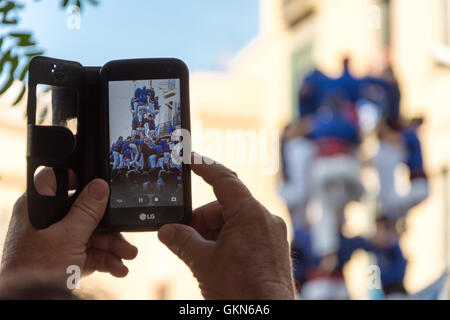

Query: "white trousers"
<box><xmin>279</xmin><ymin>137</ymin><xmax>315</xmax><ymax>229</ymax></box>
<box><xmin>310</xmin><ymin>154</ymin><xmax>363</xmax><ymax>257</ymax></box>
<box><xmin>373</xmin><ymin>141</ymin><xmax>429</xmax><ymax>220</ymax></box>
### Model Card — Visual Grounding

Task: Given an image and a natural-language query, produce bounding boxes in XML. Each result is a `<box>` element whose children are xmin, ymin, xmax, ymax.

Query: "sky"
<box><xmin>17</xmin><ymin>0</ymin><xmax>260</xmax><ymax>71</ymax></box>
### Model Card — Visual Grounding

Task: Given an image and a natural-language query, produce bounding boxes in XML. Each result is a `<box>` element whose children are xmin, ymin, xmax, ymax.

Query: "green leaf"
<box><xmin>0</xmin><ymin>50</ymin><xmax>19</xmax><ymax>94</ymax></box>
<box><xmin>0</xmin><ymin>50</ymin><xmax>18</xmax><ymax>75</ymax></box>
<box><xmin>0</xmin><ymin>1</ymin><xmax>20</xmax><ymax>24</ymax></box>
<box><xmin>25</xmin><ymin>50</ymin><xmax>44</xmax><ymax>58</ymax></box>
<box><xmin>18</xmin><ymin>62</ymin><xmax>29</xmax><ymax>80</ymax></box>
<box><xmin>0</xmin><ymin>0</ymin><xmax>97</xmax><ymax>107</ymax></box>
<box><xmin>9</xmin><ymin>32</ymin><xmax>36</xmax><ymax>47</ymax></box>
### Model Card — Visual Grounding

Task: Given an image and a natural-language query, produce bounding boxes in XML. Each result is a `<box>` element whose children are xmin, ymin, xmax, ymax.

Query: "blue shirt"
<box><xmin>339</xmin><ymin>236</ymin><xmax>406</xmax><ymax>285</ymax></box>
<box><xmin>159</xmin><ymin>140</ymin><xmax>170</xmax><ymax>152</ymax></box>
<box><xmin>131</xmin><ymin>138</ymin><xmax>143</xmax><ymax>148</ymax></box>
<box><xmin>360</xmin><ymin>76</ymin><xmax>400</xmax><ymax>123</ymax></box>
<box><xmin>149</xmin><ymin>143</ymin><xmax>163</xmax><ymax>153</ymax></box>
<box><xmin>402</xmin><ymin>127</ymin><xmax>425</xmax><ymax>178</ymax></box>
<box><xmin>334</xmin><ymin>66</ymin><xmax>360</xmax><ymax>103</ymax></box>
<box><xmin>138</xmin><ymin>97</ymin><xmax>147</xmax><ymax>104</ymax></box>
<box><xmin>146</xmin><ymin>88</ymin><xmax>155</xmax><ymax>99</ymax></box>
<box><xmin>142</xmin><ymin>118</ymin><xmax>155</xmax><ymax>130</ymax></box>
<box><xmin>121</xmin><ymin>141</ymin><xmax>130</xmax><ymax>152</ymax></box>
<box><xmin>291</xmin><ymin>227</ymin><xmax>317</xmax><ymax>281</ymax></box>
<box><xmin>113</xmin><ymin>140</ymin><xmax>124</xmax><ymax>151</ymax></box>
<box><xmin>123</xmin><ymin>150</ymin><xmax>131</xmax><ymax>158</ymax></box>
<box><xmin>310</xmin><ymin>107</ymin><xmax>359</xmax><ymax>144</ymax></box>
<box><xmin>135</xmin><ymin>88</ymin><xmax>143</xmax><ymax>99</ymax></box>
<box><xmin>298</xmin><ymin>69</ymin><xmax>333</xmax><ymax>117</ymax></box>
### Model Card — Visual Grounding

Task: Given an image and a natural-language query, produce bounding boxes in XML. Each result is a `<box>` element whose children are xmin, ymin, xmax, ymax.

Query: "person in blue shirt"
<box><xmin>338</xmin><ymin>216</ymin><xmax>408</xmax><ymax>296</ymax></box>
<box><xmin>112</xmin><ymin>136</ymin><xmax>125</xmax><ymax>171</ymax></box>
<box><xmin>159</xmin><ymin>139</ymin><xmax>171</xmax><ymax>153</ymax></box>
<box><xmin>131</xmin><ymin>135</ymin><xmax>143</xmax><ymax>149</ymax></box>
<box><xmin>358</xmin><ymin>75</ymin><xmax>400</xmax><ymax>129</ymax></box>
<box><xmin>381</xmin><ymin>65</ymin><xmax>402</xmax><ymax>126</ymax></box>
<box><xmin>402</xmin><ymin>126</ymin><xmax>426</xmax><ymax>180</ymax></box>
<box><xmin>149</xmin><ymin>96</ymin><xmax>160</xmax><ymax>116</ymax></box>
<box><xmin>291</xmin><ymin>227</ymin><xmax>317</xmax><ymax>293</ymax></box>
<box><xmin>134</xmin><ymin>87</ymin><xmax>144</xmax><ymax>99</ymax></box>
<box><xmin>137</xmin><ymin>96</ymin><xmax>147</xmax><ymax>105</ymax></box>
<box><xmin>142</xmin><ymin>86</ymin><xmax>155</xmax><ymax>100</ymax></box>
<box><xmin>298</xmin><ymin>69</ymin><xmax>333</xmax><ymax>118</ymax></box>
<box><xmin>122</xmin><ymin>148</ymin><xmax>132</xmax><ymax>170</ymax></box>
<box><xmin>140</xmin><ymin>138</ymin><xmax>159</xmax><ymax>171</ymax></box>
<box><xmin>148</xmin><ymin>140</ymin><xmax>163</xmax><ymax>169</ymax></box>
<box><xmin>145</xmin><ymin>114</ymin><xmax>155</xmax><ymax>130</ymax></box>
<box><xmin>334</xmin><ymin>57</ymin><xmax>361</xmax><ymax>104</ymax></box>
<box><xmin>296</xmin><ymin>215</ymin><xmax>407</xmax><ymax>299</ymax></box>
<box><xmin>374</xmin><ymin>120</ymin><xmax>429</xmax><ymax>221</ymax></box>
<box><xmin>309</xmin><ymin>92</ymin><xmax>361</xmax><ymax>154</ymax></box>
<box><xmin>153</xmin><ymin>96</ymin><xmax>160</xmax><ymax>110</ymax></box>
<box><xmin>121</xmin><ymin>136</ymin><xmax>131</xmax><ymax>153</ymax></box>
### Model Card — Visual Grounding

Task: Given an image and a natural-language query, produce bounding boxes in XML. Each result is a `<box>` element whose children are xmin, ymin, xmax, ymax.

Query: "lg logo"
<box><xmin>139</xmin><ymin>213</ymin><xmax>156</xmax><ymax>221</ymax></box>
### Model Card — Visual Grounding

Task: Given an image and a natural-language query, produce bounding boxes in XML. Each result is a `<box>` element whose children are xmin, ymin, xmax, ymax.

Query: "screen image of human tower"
<box><xmin>109</xmin><ymin>79</ymin><xmax>182</xmax><ymax>209</ymax></box>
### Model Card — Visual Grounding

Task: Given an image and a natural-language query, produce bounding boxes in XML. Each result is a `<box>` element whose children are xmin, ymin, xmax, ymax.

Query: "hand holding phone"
<box><xmin>26</xmin><ymin>57</ymin><xmax>192</xmax><ymax>232</ymax></box>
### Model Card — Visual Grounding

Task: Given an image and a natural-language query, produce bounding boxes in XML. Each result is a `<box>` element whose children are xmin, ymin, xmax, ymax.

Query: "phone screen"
<box><xmin>108</xmin><ymin>79</ymin><xmax>183</xmax><ymax>210</ymax></box>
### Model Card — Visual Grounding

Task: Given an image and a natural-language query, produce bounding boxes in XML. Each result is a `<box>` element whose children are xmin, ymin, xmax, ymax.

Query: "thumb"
<box><xmin>158</xmin><ymin>224</ymin><xmax>211</xmax><ymax>271</ymax></box>
<box><xmin>56</xmin><ymin>179</ymin><xmax>109</xmax><ymax>241</ymax></box>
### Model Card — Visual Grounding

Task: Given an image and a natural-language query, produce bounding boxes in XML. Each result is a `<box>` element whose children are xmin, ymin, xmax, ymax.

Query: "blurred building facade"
<box><xmin>190</xmin><ymin>0</ymin><xmax>450</xmax><ymax>298</ymax></box>
<box><xmin>0</xmin><ymin>0</ymin><xmax>449</xmax><ymax>299</ymax></box>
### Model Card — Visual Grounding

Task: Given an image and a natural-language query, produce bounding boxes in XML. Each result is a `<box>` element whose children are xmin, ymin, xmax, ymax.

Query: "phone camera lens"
<box><xmin>51</xmin><ymin>64</ymin><xmax>66</xmax><ymax>81</ymax></box>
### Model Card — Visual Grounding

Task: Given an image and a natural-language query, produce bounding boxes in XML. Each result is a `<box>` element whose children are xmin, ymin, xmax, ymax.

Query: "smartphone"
<box><xmin>99</xmin><ymin>58</ymin><xmax>192</xmax><ymax>231</ymax></box>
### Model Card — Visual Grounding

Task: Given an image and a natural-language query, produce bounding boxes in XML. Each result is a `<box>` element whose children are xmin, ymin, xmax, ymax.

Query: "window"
<box><xmin>433</xmin><ymin>0</ymin><xmax>450</xmax><ymax>67</ymax></box>
<box><xmin>282</xmin><ymin>0</ymin><xmax>314</xmax><ymax>29</ymax></box>
<box><xmin>380</xmin><ymin>0</ymin><xmax>392</xmax><ymax>47</ymax></box>
<box><xmin>443</xmin><ymin>0</ymin><xmax>450</xmax><ymax>46</ymax></box>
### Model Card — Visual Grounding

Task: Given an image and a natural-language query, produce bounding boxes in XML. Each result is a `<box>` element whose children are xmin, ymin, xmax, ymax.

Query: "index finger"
<box><xmin>190</xmin><ymin>153</ymin><xmax>254</xmax><ymax>213</ymax></box>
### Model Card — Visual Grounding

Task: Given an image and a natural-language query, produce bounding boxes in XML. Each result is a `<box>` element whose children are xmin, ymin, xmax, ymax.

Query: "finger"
<box><xmin>55</xmin><ymin>179</ymin><xmax>109</xmax><ymax>241</ymax></box>
<box><xmin>191</xmin><ymin>201</ymin><xmax>224</xmax><ymax>240</ymax></box>
<box><xmin>190</xmin><ymin>152</ymin><xmax>253</xmax><ymax>214</ymax></box>
<box><xmin>34</xmin><ymin>167</ymin><xmax>77</xmax><ymax>196</ymax></box>
<box><xmin>8</xmin><ymin>193</ymin><xmax>34</xmax><ymax>233</ymax></box>
<box><xmin>158</xmin><ymin>224</ymin><xmax>213</xmax><ymax>271</ymax></box>
<box><xmin>89</xmin><ymin>233</ymin><xmax>138</xmax><ymax>260</ymax></box>
<box><xmin>85</xmin><ymin>248</ymin><xmax>129</xmax><ymax>278</ymax></box>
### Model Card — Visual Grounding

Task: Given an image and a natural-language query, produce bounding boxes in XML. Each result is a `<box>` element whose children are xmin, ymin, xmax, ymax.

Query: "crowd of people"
<box><xmin>280</xmin><ymin>58</ymin><xmax>430</xmax><ymax>299</ymax></box>
<box><xmin>109</xmin><ymin>82</ymin><xmax>182</xmax><ymax>206</ymax></box>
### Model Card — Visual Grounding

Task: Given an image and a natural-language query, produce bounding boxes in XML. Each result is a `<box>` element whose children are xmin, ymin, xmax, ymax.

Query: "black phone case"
<box><xmin>26</xmin><ymin>56</ymin><xmax>191</xmax><ymax>230</ymax></box>
<box><xmin>27</xmin><ymin>56</ymin><xmax>101</xmax><ymax>229</ymax></box>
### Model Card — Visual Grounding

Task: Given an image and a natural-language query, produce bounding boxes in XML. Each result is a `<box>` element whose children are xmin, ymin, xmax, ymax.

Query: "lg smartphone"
<box><xmin>99</xmin><ymin>58</ymin><xmax>192</xmax><ymax>231</ymax></box>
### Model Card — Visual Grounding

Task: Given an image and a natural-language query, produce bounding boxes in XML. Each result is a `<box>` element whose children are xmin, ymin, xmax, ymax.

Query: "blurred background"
<box><xmin>0</xmin><ymin>0</ymin><xmax>449</xmax><ymax>299</ymax></box>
